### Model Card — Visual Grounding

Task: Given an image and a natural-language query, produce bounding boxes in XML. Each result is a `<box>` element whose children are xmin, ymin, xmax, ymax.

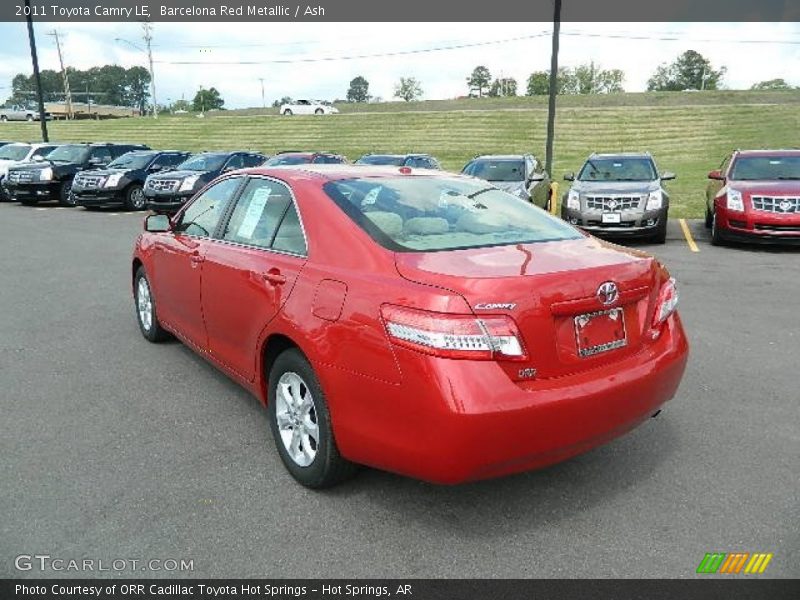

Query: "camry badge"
<box><xmin>474</xmin><ymin>303</ymin><xmax>516</xmax><ymax>310</ymax></box>
<box><xmin>596</xmin><ymin>282</ymin><xmax>619</xmax><ymax>305</ymax></box>
<box><xmin>779</xmin><ymin>200</ymin><xmax>791</xmax><ymax>212</ymax></box>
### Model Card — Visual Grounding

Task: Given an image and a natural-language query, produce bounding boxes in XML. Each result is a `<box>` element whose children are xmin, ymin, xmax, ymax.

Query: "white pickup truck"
<box><xmin>0</xmin><ymin>105</ymin><xmax>51</xmax><ymax>122</ymax></box>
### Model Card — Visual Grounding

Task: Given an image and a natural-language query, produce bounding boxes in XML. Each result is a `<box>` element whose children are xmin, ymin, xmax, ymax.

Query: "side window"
<box><xmin>223</xmin><ymin>154</ymin><xmax>245</xmax><ymax>172</ymax></box>
<box><xmin>90</xmin><ymin>147</ymin><xmax>112</xmax><ymax>164</ymax></box>
<box><xmin>244</xmin><ymin>154</ymin><xmax>265</xmax><ymax>167</ymax></box>
<box><xmin>222</xmin><ymin>178</ymin><xmax>292</xmax><ymax>248</ymax></box>
<box><xmin>32</xmin><ymin>146</ymin><xmax>55</xmax><ymax>159</ymax></box>
<box><xmin>176</xmin><ymin>177</ymin><xmax>242</xmax><ymax>237</ymax></box>
<box><xmin>152</xmin><ymin>153</ymin><xmax>183</xmax><ymax>169</ymax></box>
<box><xmin>272</xmin><ymin>203</ymin><xmax>307</xmax><ymax>255</ymax></box>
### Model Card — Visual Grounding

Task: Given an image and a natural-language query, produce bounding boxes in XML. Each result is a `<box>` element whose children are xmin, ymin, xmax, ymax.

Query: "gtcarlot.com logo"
<box><xmin>15</xmin><ymin>554</ymin><xmax>194</xmax><ymax>573</ymax></box>
<box><xmin>696</xmin><ymin>552</ymin><xmax>773</xmax><ymax>574</ymax></box>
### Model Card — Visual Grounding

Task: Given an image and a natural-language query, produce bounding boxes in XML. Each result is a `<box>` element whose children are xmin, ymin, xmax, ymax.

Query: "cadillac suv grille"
<box><xmin>751</xmin><ymin>196</ymin><xmax>800</xmax><ymax>214</ymax></box>
<box><xmin>8</xmin><ymin>171</ymin><xmax>34</xmax><ymax>183</ymax></box>
<box><xmin>585</xmin><ymin>196</ymin><xmax>643</xmax><ymax>212</ymax></box>
<box><xmin>147</xmin><ymin>179</ymin><xmax>180</xmax><ymax>192</ymax></box>
<box><xmin>75</xmin><ymin>174</ymin><xmax>105</xmax><ymax>189</ymax></box>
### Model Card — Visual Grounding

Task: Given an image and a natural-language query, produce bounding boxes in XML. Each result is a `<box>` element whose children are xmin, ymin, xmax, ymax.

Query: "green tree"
<box><xmin>346</xmin><ymin>76</ymin><xmax>370</xmax><ymax>102</ymax></box>
<box><xmin>750</xmin><ymin>78</ymin><xmax>794</xmax><ymax>91</ymax></box>
<box><xmin>124</xmin><ymin>66</ymin><xmax>151</xmax><ymax>113</ymax></box>
<box><xmin>466</xmin><ymin>66</ymin><xmax>492</xmax><ymax>97</ymax></box>
<box><xmin>526</xmin><ymin>68</ymin><xmax>576</xmax><ymax>95</ymax></box>
<box><xmin>647</xmin><ymin>50</ymin><xmax>725</xmax><ymax>91</ymax></box>
<box><xmin>394</xmin><ymin>77</ymin><xmax>423</xmax><ymax>102</ymax></box>
<box><xmin>488</xmin><ymin>77</ymin><xmax>518</xmax><ymax>97</ymax></box>
<box><xmin>193</xmin><ymin>87</ymin><xmax>224</xmax><ymax>112</ymax></box>
<box><xmin>574</xmin><ymin>62</ymin><xmax>625</xmax><ymax>94</ymax></box>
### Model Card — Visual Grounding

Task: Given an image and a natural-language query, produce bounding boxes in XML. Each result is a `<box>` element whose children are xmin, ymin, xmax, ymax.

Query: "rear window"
<box><xmin>730</xmin><ymin>156</ymin><xmax>800</xmax><ymax>181</ymax></box>
<box><xmin>323</xmin><ymin>176</ymin><xmax>581</xmax><ymax>252</ymax></box>
<box><xmin>356</xmin><ymin>155</ymin><xmax>405</xmax><ymax>166</ymax></box>
<box><xmin>264</xmin><ymin>155</ymin><xmax>311</xmax><ymax>166</ymax></box>
<box><xmin>463</xmin><ymin>160</ymin><xmax>525</xmax><ymax>182</ymax></box>
<box><xmin>578</xmin><ymin>158</ymin><xmax>657</xmax><ymax>182</ymax></box>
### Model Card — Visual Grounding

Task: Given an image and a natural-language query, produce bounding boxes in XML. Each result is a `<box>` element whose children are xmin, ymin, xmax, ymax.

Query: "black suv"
<box><xmin>145</xmin><ymin>151</ymin><xmax>266</xmax><ymax>213</ymax></box>
<box><xmin>5</xmin><ymin>142</ymin><xmax>149</xmax><ymax>206</ymax></box>
<box><xmin>262</xmin><ymin>151</ymin><xmax>347</xmax><ymax>166</ymax></box>
<box><xmin>355</xmin><ymin>153</ymin><xmax>441</xmax><ymax>169</ymax></box>
<box><xmin>72</xmin><ymin>150</ymin><xmax>191</xmax><ymax>211</ymax></box>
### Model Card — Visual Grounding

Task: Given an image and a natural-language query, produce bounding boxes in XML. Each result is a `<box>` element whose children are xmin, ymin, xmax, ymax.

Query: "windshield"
<box><xmin>463</xmin><ymin>160</ymin><xmax>525</xmax><ymax>182</ymax></box>
<box><xmin>323</xmin><ymin>176</ymin><xmax>581</xmax><ymax>252</ymax></box>
<box><xmin>356</xmin><ymin>155</ymin><xmax>405</xmax><ymax>166</ymax></box>
<box><xmin>107</xmin><ymin>152</ymin><xmax>154</xmax><ymax>170</ymax></box>
<box><xmin>45</xmin><ymin>145</ymin><xmax>90</xmax><ymax>163</ymax></box>
<box><xmin>0</xmin><ymin>144</ymin><xmax>30</xmax><ymax>161</ymax></box>
<box><xmin>577</xmin><ymin>158</ymin><xmax>657</xmax><ymax>182</ymax></box>
<box><xmin>264</xmin><ymin>155</ymin><xmax>312</xmax><ymax>166</ymax></box>
<box><xmin>176</xmin><ymin>153</ymin><xmax>227</xmax><ymax>172</ymax></box>
<box><xmin>730</xmin><ymin>156</ymin><xmax>800</xmax><ymax>180</ymax></box>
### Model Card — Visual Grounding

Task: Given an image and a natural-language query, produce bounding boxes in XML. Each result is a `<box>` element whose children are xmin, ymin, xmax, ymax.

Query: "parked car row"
<box><xmin>2</xmin><ymin>138</ymin><xmax>798</xmax><ymax>246</ymax></box>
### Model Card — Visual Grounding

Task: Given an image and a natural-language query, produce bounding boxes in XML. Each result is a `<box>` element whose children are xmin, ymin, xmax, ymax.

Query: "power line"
<box><xmin>46</xmin><ymin>30</ymin><xmax>73</xmax><ymax>118</ymax></box>
<box><xmin>153</xmin><ymin>32</ymin><xmax>551</xmax><ymax>65</ymax></box>
<box><xmin>560</xmin><ymin>30</ymin><xmax>800</xmax><ymax>45</ymax></box>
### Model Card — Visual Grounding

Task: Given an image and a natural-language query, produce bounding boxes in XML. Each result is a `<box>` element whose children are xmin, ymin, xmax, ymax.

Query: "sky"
<box><xmin>0</xmin><ymin>21</ymin><xmax>798</xmax><ymax>108</ymax></box>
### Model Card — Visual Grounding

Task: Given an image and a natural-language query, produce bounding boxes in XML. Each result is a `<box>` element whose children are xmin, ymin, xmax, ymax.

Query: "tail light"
<box><xmin>381</xmin><ymin>305</ymin><xmax>527</xmax><ymax>361</ymax></box>
<box><xmin>652</xmin><ymin>277</ymin><xmax>679</xmax><ymax>330</ymax></box>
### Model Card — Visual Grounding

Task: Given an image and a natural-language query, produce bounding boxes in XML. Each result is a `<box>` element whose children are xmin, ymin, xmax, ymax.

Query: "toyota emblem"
<box><xmin>597</xmin><ymin>281</ymin><xmax>619</xmax><ymax>305</ymax></box>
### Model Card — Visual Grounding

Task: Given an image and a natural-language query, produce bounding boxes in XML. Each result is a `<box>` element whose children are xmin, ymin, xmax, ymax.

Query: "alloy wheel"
<box><xmin>275</xmin><ymin>372</ymin><xmax>319</xmax><ymax>467</ymax></box>
<box><xmin>136</xmin><ymin>277</ymin><xmax>153</xmax><ymax>331</ymax></box>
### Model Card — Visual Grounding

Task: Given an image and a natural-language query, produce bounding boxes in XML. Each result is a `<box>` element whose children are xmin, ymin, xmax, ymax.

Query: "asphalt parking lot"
<box><xmin>1</xmin><ymin>202</ymin><xmax>797</xmax><ymax>579</ymax></box>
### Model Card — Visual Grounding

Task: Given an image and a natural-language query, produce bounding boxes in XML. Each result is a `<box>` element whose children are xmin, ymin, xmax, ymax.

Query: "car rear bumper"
<box><xmin>322</xmin><ymin>313</ymin><xmax>689</xmax><ymax>484</ymax></box>
<box><xmin>561</xmin><ymin>207</ymin><xmax>667</xmax><ymax>238</ymax></box>
<box><xmin>716</xmin><ymin>207</ymin><xmax>800</xmax><ymax>244</ymax></box>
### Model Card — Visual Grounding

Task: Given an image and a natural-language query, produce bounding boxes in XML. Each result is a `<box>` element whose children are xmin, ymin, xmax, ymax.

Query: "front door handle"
<box><xmin>262</xmin><ymin>269</ymin><xmax>287</xmax><ymax>285</ymax></box>
<box><xmin>190</xmin><ymin>250</ymin><xmax>204</xmax><ymax>267</ymax></box>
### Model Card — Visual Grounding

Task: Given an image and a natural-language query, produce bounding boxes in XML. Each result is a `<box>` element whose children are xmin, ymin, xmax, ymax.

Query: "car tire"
<box><xmin>26</xmin><ymin>114</ymin><xmax>34</xmax><ymax>122</ymax></box>
<box><xmin>134</xmin><ymin>267</ymin><xmax>169</xmax><ymax>342</ymax></box>
<box><xmin>283</xmin><ymin>109</ymin><xmax>293</xmax><ymax>116</ymax></box>
<box><xmin>58</xmin><ymin>180</ymin><xmax>76</xmax><ymax>206</ymax></box>
<box><xmin>0</xmin><ymin>115</ymin><xmax>7</xmax><ymax>122</ymax></box>
<box><xmin>123</xmin><ymin>184</ymin><xmax>146</xmax><ymax>211</ymax></box>
<box><xmin>315</xmin><ymin>108</ymin><xmax>324</xmax><ymax>115</ymax></box>
<box><xmin>710</xmin><ymin>211</ymin><xmax>726</xmax><ymax>246</ymax></box>
<box><xmin>268</xmin><ymin>348</ymin><xmax>358</xmax><ymax>488</ymax></box>
<box><xmin>651</xmin><ymin>218</ymin><xmax>668</xmax><ymax>244</ymax></box>
<box><xmin>704</xmin><ymin>206</ymin><xmax>713</xmax><ymax>229</ymax></box>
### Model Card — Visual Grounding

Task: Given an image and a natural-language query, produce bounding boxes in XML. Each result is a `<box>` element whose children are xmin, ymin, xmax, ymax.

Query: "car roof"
<box><xmin>472</xmin><ymin>154</ymin><xmax>529</xmax><ymax>160</ymax></box>
<box><xmin>588</xmin><ymin>152</ymin><xmax>653</xmax><ymax>159</ymax></box>
<box><xmin>360</xmin><ymin>153</ymin><xmax>431</xmax><ymax>158</ymax></box>
<box><xmin>238</xmin><ymin>164</ymin><xmax>447</xmax><ymax>182</ymax></box>
<box><xmin>734</xmin><ymin>149</ymin><xmax>800</xmax><ymax>157</ymax></box>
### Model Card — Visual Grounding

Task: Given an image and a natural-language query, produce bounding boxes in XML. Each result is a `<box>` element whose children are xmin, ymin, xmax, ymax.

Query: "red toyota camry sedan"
<box><xmin>132</xmin><ymin>165</ymin><xmax>688</xmax><ymax>487</ymax></box>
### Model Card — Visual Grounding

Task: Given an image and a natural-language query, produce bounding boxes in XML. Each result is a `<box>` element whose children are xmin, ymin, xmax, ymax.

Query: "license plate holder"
<box><xmin>601</xmin><ymin>213</ymin><xmax>622</xmax><ymax>224</ymax></box>
<box><xmin>574</xmin><ymin>308</ymin><xmax>627</xmax><ymax>358</ymax></box>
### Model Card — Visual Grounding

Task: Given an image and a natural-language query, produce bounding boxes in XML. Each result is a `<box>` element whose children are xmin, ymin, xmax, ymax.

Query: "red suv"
<box><xmin>706</xmin><ymin>149</ymin><xmax>800</xmax><ymax>245</ymax></box>
<box><xmin>132</xmin><ymin>165</ymin><xmax>688</xmax><ymax>487</ymax></box>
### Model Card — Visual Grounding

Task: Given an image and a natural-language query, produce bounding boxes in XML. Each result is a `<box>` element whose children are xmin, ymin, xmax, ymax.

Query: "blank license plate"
<box><xmin>574</xmin><ymin>308</ymin><xmax>627</xmax><ymax>357</ymax></box>
<box><xmin>602</xmin><ymin>213</ymin><xmax>622</xmax><ymax>224</ymax></box>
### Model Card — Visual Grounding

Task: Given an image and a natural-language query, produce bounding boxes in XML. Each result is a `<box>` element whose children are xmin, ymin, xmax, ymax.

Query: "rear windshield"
<box><xmin>578</xmin><ymin>158</ymin><xmax>657</xmax><ymax>182</ymax></box>
<box><xmin>0</xmin><ymin>144</ymin><xmax>30</xmax><ymax>161</ymax></box>
<box><xmin>107</xmin><ymin>152</ymin><xmax>154</xmax><ymax>170</ymax></box>
<box><xmin>323</xmin><ymin>176</ymin><xmax>581</xmax><ymax>252</ymax></box>
<box><xmin>264</xmin><ymin>155</ymin><xmax>311</xmax><ymax>166</ymax></box>
<box><xmin>178</xmin><ymin>153</ymin><xmax>227</xmax><ymax>171</ymax></box>
<box><xmin>730</xmin><ymin>156</ymin><xmax>800</xmax><ymax>180</ymax></box>
<box><xmin>356</xmin><ymin>155</ymin><xmax>405</xmax><ymax>166</ymax></box>
<box><xmin>463</xmin><ymin>159</ymin><xmax>525</xmax><ymax>182</ymax></box>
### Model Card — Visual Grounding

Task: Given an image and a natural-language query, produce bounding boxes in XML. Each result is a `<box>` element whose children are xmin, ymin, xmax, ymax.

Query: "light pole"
<box><xmin>258</xmin><ymin>78</ymin><xmax>266</xmax><ymax>108</ymax></box>
<box><xmin>115</xmin><ymin>34</ymin><xmax>158</xmax><ymax>118</ymax></box>
<box><xmin>544</xmin><ymin>0</ymin><xmax>561</xmax><ymax>179</ymax></box>
<box><xmin>24</xmin><ymin>0</ymin><xmax>48</xmax><ymax>141</ymax></box>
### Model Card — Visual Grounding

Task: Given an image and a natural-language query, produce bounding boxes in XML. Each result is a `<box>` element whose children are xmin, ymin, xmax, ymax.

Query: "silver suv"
<box><xmin>561</xmin><ymin>152</ymin><xmax>675</xmax><ymax>244</ymax></box>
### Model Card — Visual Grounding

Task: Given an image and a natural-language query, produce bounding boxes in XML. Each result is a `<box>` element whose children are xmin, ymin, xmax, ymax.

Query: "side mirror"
<box><xmin>529</xmin><ymin>172</ymin><xmax>546</xmax><ymax>183</ymax></box>
<box><xmin>144</xmin><ymin>214</ymin><xmax>171</xmax><ymax>233</ymax></box>
<box><xmin>707</xmin><ymin>170</ymin><xmax>724</xmax><ymax>180</ymax></box>
<box><xmin>660</xmin><ymin>171</ymin><xmax>676</xmax><ymax>181</ymax></box>
<box><xmin>563</xmin><ymin>173</ymin><xmax>575</xmax><ymax>181</ymax></box>
<box><xmin>149</xmin><ymin>164</ymin><xmax>164</xmax><ymax>172</ymax></box>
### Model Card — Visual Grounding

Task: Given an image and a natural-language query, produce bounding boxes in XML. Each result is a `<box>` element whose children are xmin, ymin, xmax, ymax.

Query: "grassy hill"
<box><xmin>3</xmin><ymin>90</ymin><xmax>799</xmax><ymax>218</ymax></box>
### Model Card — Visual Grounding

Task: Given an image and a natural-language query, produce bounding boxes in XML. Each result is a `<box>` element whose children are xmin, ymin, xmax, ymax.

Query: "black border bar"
<box><xmin>1</xmin><ymin>0</ymin><xmax>799</xmax><ymax>22</ymax></box>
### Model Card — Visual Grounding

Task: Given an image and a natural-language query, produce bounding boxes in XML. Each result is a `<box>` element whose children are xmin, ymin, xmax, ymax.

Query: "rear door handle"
<box><xmin>262</xmin><ymin>270</ymin><xmax>287</xmax><ymax>285</ymax></box>
<box><xmin>190</xmin><ymin>250</ymin><xmax>204</xmax><ymax>266</ymax></box>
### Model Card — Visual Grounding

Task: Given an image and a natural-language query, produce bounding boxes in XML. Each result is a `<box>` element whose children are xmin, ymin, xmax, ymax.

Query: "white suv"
<box><xmin>0</xmin><ymin>142</ymin><xmax>59</xmax><ymax>200</ymax></box>
<box><xmin>280</xmin><ymin>100</ymin><xmax>339</xmax><ymax>116</ymax></box>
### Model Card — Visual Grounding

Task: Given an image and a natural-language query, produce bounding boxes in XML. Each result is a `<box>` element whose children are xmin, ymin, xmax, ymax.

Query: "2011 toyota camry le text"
<box><xmin>131</xmin><ymin>165</ymin><xmax>689</xmax><ymax>488</ymax></box>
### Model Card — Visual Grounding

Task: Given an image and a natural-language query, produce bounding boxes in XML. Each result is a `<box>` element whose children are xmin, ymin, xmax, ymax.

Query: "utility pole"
<box><xmin>258</xmin><ymin>78</ymin><xmax>266</xmax><ymax>108</ymax></box>
<box><xmin>24</xmin><ymin>0</ymin><xmax>48</xmax><ymax>141</ymax></box>
<box><xmin>142</xmin><ymin>22</ymin><xmax>157</xmax><ymax>118</ymax></box>
<box><xmin>544</xmin><ymin>0</ymin><xmax>561</xmax><ymax>178</ymax></box>
<box><xmin>47</xmin><ymin>30</ymin><xmax>73</xmax><ymax>119</ymax></box>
